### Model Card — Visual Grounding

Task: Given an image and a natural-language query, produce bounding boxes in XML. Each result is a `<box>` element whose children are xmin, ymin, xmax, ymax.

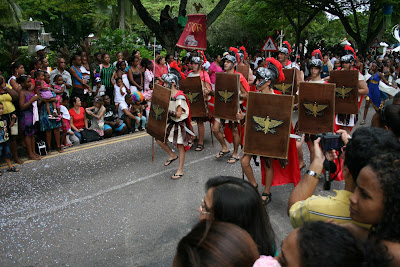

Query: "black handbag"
<box><xmin>80</xmin><ymin>129</ymin><xmax>100</xmax><ymax>143</ymax></box>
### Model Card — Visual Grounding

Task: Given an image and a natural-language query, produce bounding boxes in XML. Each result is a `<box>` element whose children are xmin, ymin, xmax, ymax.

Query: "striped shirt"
<box><xmin>289</xmin><ymin>190</ymin><xmax>370</xmax><ymax>229</ymax></box>
<box><xmin>97</xmin><ymin>64</ymin><xmax>116</xmax><ymax>88</ymax></box>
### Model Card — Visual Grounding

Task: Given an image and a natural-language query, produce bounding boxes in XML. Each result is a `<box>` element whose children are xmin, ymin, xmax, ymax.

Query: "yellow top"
<box><xmin>0</xmin><ymin>84</ymin><xmax>16</xmax><ymax>114</ymax></box>
<box><xmin>289</xmin><ymin>189</ymin><xmax>370</xmax><ymax>229</ymax></box>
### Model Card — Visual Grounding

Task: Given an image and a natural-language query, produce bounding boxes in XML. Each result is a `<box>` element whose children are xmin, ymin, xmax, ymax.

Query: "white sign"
<box><xmin>261</xmin><ymin>36</ymin><xmax>278</xmax><ymax>52</ymax></box>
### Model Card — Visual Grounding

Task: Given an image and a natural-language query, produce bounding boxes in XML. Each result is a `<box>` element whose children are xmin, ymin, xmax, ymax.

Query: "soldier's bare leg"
<box><xmin>156</xmin><ymin>140</ymin><xmax>178</xmax><ymax>165</ymax></box>
<box><xmin>227</xmin><ymin>123</ymin><xmax>240</xmax><ymax>163</ymax></box>
<box><xmin>212</xmin><ymin>120</ymin><xmax>229</xmax><ymax>157</ymax></box>
<box><xmin>262</xmin><ymin>158</ymin><xmax>274</xmax><ymax>204</ymax></box>
<box><xmin>241</xmin><ymin>154</ymin><xmax>257</xmax><ymax>187</ymax></box>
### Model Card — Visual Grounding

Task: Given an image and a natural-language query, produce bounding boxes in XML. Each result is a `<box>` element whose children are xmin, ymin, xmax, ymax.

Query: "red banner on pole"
<box><xmin>176</xmin><ymin>14</ymin><xmax>207</xmax><ymax>50</ymax></box>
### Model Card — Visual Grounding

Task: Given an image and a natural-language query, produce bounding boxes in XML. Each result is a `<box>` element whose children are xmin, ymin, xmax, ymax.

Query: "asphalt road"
<box><xmin>0</xmin><ymin>102</ymin><xmax>374</xmax><ymax>266</ymax></box>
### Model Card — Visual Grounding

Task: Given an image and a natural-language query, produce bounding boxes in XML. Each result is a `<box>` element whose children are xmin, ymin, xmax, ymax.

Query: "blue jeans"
<box><xmin>73</xmin><ymin>130</ymin><xmax>82</xmax><ymax>143</ymax></box>
<box><xmin>134</xmin><ymin>116</ymin><xmax>147</xmax><ymax>129</ymax></box>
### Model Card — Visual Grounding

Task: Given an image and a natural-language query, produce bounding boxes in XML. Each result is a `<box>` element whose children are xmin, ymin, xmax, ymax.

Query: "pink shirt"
<box><xmin>144</xmin><ymin>69</ymin><xmax>154</xmax><ymax>91</ymax></box>
<box><xmin>155</xmin><ymin>64</ymin><xmax>168</xmax><ymax>84</ymax></box>
<box><xmin>208</xmin><ymin>61</ymin><xmax>223</xmax><ymax>84</ymax></box>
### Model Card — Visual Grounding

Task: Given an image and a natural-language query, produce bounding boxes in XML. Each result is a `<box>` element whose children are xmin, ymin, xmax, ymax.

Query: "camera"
<box><xmin>316</xmin><ymin>132</ymin><xmax>344</xmax><ymax>151</ymax></box>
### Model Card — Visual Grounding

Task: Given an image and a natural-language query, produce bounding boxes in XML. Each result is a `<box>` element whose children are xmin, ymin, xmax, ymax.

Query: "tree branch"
<box><xmin>300</xmin><ymin>8</ymin><xmax>320</xmax><ymax>29</ymax></box>
<box><xmin>178</xmin><ymin>0</ymin><xmax>188</xmax><ymax>17</ymax></box>
<box><xmin>349</xmin><ymin>0</ymin><xmax>360</xmax><ymax>35</ymax></box>
<box><xmin>129</xmin><ymin>0</ymin><xmax>161</xmax><ymax>36</ymax></box>
<box><xmin>206</xmin><ymin>0</ymin><xmax>231</xmax><ymax>28</ymax></box>
<box><xmin>281</xmin><ymin>4</ymin><xmax>297</xmax><ymax>29</ymax></box>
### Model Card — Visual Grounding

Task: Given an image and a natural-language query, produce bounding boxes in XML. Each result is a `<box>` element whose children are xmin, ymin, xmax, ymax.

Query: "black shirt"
<box><xmin>104</xmin><ymin>105</ymin><xmax>117</xmax><ymax>122</ymax></box>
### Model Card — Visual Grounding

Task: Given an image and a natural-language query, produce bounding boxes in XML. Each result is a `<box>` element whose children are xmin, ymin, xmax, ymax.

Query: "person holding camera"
<box><xmin>288</xmin><ymin>127</ymin><xmax>400</xmax><ymax>228</ymax></box>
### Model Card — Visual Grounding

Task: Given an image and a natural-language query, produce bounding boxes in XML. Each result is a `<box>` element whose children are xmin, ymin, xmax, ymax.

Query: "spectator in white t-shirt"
<box><xmin>118</xmin><ymin>94</ymin><xmax>139</xmax><ymax>133</ymax></box>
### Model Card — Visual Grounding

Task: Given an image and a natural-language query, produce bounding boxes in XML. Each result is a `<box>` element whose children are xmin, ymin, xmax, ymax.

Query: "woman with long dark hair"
<box><xmin>199</xmin><ymin>176</ymin><xmax>276</xmax><ymax>256</ymax></box>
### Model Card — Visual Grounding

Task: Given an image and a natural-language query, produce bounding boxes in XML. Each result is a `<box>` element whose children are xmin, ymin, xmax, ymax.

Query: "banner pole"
<box><xmin>153</xmin><ymin>37</ymin><xmax>156</xmax><ymax>88</ymax></box>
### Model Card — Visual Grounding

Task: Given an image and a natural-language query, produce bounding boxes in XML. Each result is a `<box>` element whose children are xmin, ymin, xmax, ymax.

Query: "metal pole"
<box><xmin>153</xmin><ymin>37</ymin><xmax>156</xmax><ymax>88</ymax></box>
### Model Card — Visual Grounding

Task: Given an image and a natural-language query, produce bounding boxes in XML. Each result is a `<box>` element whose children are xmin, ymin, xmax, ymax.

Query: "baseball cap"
<box><xmin>35</xmin><ymin>45</ymin><xmax>46</xmax><ymax>52</ymax></box>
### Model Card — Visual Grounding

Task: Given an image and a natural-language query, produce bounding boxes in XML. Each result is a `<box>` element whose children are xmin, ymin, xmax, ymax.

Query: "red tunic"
<box><xmin>223</xmin><ymin>71</ymin><xmax>250</xmax><ymax>144</ymax></box>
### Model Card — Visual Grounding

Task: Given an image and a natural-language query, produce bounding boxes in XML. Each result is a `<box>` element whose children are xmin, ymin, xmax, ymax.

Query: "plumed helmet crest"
<box><xmin>229</xmin><ymin>47</ymin><xmax>240</xmax><ymax>64</ymax></box>
<box><xmin>266</xmin><ymin>57</ymin><xmax>285</xmax><ymax>83</ymax></box>
<box><xmin>255</xmin><ymin>57</ymin><xmax>285</xmax><ymax>88</ymax></box>
<box><xmin>312</xmin><ymin>49</ymin><xmax>322</xmax><ymax>60</ymax></box>
<box><xmin>344</xmin><ymin>45</ymin><xmax>356</xmax><ymax>60</ymax></box>
<box><xmin>169</xmin><ymin>61</ymin><xmax>186</xmax><ymax>81</ymax></box>
<box><xmin>238</xmin><ymin>46</ymin><xmax>248</xmax><ymax>62</ymax></box>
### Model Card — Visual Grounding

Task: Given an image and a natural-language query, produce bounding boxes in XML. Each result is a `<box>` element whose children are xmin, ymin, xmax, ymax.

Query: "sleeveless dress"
<box><xmin>367</xmin><ymin>73</ymin><xmax>381</xmax><ymax>109</ymax></box>
<box><xmin>40</xmin><ymin>101</ymin><xmax>61</xmax><ymax>131</ymax></box>
<box><xmin>20</xmin><ymin>92</ymin><xmax>37</xmax><ymax>136</ymax></box>
<box><xmin>90</xmin><ymin>106</ymin><xmax>105</xmax><ymax>136</ymax></box>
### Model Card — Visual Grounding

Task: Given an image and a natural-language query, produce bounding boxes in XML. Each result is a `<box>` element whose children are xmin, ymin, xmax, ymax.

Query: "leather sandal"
<box><xmin>262</xmin><ymin>192</ymin><xmax>272</xmax><ymax>205</ymax></box>
<box><xmin>195</xmin><ymin>144</ymin><xmax>204</xmax><ymax>151</ymax></box>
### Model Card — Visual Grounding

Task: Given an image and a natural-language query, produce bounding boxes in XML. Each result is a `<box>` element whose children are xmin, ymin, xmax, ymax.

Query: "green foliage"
<box><xmin>0</xmin><ymin>45</ymin><xmax>31</xmax><ymax>77</ymax></box>
<box><xmin>92</xmin><ymin>28</ymin><xmax>154</xmax><ymax>60</ymax></box>
<box><xmin>16</xmin><ymin>0</ymin><xmax>95</xmax><ymax>49</ymax></box>
<box><xmin>0</xmin><ymin>0</ymin><xmax>22</xmax><ymax>27</ymax></box>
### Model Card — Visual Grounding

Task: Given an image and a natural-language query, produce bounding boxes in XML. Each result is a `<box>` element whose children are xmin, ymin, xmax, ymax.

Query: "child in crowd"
<box><xmin>53</xmin><ymin>74</ymin><xmax>65</xmax><ymax>108</ymax></box>
<box><xmin>116</xmin><ymin>61</ymin><xmax>130</xmax><ymax>91</ymax></box>
<box><xmin>34</xmin><ymin>70</ymin><xmax>59</xmax><ymax>120</ymax></box>
<box><xmin>0</xmin><ymin>102</ymin><xmax>19</xmax><ymax>173</ymax></box>
<box><xmin>114</xmin><ymin>77</ymin><xmax>127</xmax><ymax>111</ymax></box>
<box><xmin>18</xmin><ymin>75</ymin><xmax>42</xmax><ymax>160</ymax></box>
<box><xmin>143</xmin><ymin>81</ymin><xmax>153</xmax><ymax>118</ymax></box>
<box><xmin>131</xmin><ymin>100</ymin><xmax>146</xmax><ymax>131</ymax></box>
<box><xmin>59</xmin><ymin>93</ymin><xmax>76</xmax><ymax>147</ymax></box>
<box><xmin>93</xmin><ymin>77</ymin><xmax>106</xmax><ymax>97</ymax></box>
<box><xmin>86</xmin><ymin>97</ymin><xmax>106</xmax><ymax>136</ymax></box>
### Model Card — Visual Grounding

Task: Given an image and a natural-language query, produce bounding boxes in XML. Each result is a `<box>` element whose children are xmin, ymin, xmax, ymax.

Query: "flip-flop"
<box><xmin>216</xmin><ymin>150</ymin><xmax>229</xmax><ymax>158</ymax></box>
<box><xmin>7</xmin><ymin>166</ymin><xmax>20</xmax><ymax>172</ymax></box>
<box><xmin>171</xmin><ymin>173</ymin><xmax>183</xmax><ymax>180</ymax></box>
<box><xmin>227</xmin><ymin>156</ymin><xmax>240</xmax><ymax>164</ymax></box>
<box><xmin>164</xmin><ymin>156</ymin><xmax>178</xmax><ymax>166</ymax></box>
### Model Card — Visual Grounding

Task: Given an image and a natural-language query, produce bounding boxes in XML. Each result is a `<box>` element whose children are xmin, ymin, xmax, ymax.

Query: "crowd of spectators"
<box><xmin>1</xmin><ymin>43</ymin><xmax>400</xmax><ymax>265</ymax></box>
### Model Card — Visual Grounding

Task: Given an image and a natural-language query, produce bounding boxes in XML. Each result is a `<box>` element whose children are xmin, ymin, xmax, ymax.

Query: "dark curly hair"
<box><xmin>298</xmin><ymin>221</ymin><xmax>392</xmax><ymax>267</ymax></box>
<box><xmin>368</xmin><ymin>153</ymin><xmax>400</xmax><ymax>242</ymax></box>
<box><xmin>344</xmin><ymin>127</ymin><xmax>400</xmax><ymax>182</ymax></box>
<box><xmin>383</xmin><ymin>104</ymin><xmax>400</xmax><ymax>138</ymax></box>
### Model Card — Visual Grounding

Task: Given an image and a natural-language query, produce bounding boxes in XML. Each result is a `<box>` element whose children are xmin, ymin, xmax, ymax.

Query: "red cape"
<box><xmin>260</xmin><ymin>125</ymin><xmax>301</xmax><ymax>186</ymax></box>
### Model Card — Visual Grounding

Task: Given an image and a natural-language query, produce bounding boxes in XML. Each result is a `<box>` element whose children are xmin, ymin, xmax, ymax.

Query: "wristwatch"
<box><xmin>306</xmin><ymin>170</ymin><xmax>321</xmax><ymax>179</ymax></box>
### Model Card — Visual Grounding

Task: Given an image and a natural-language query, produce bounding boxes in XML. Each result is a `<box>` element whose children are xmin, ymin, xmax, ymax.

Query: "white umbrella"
<box><xmin>393</xmin><ymin>46</ymin><xmax>400</xmax><ymax>52</ymax></box>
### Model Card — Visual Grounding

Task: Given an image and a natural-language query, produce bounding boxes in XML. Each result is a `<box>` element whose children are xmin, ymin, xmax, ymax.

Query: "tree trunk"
<box><xmin>119</xmin><ymin>0</ymin><xmax>125</xmax><ymax>31</ymax></box>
